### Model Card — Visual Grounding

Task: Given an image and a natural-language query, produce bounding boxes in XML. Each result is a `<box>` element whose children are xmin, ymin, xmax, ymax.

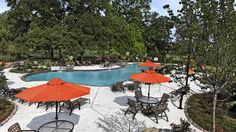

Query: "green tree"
<box><xmin>165</xmin><ymin>0</ymin><xmax>236</xmax><ymax>131</ymax></box>
<box><xmin>144</xmin><ymin>14</ymin><xmax>174</xmax><ymax>61</ymax></box>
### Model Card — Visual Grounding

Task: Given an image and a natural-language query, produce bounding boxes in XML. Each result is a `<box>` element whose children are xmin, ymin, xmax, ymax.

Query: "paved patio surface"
<box><xmin>0</xmin><ymin>65</ymin><xmax>203</xmax><ymax>132</ymax></box>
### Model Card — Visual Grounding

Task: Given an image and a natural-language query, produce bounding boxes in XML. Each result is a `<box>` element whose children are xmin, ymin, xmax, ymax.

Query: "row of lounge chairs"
<box><xmin>59</xmin><ymin>98</ymin><xmax>90</xmax><ymax>115</ymax></box>
<box><xmin>110</xmin><ymin>81</ymin><xmax>141</xmax><ymax>92</ymax></box>
<box><xmin>0</xmin><ymin>85</ymin><xmax>25</xmax><ymax>100</ymax></box>
<box><xmin>21</xmin><ymin>98</ymin><xmax>90</xmax><ymax>114</ymax></box>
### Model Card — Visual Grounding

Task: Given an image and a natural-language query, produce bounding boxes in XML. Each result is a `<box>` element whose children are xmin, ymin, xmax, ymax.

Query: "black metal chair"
<box><xmin>158</xmin><ymin>93</ymin><xmax>170</xmax><ymax>112</ymax></box>
<box><xmin>131</xmin><ymin>81</ymin><xmax>141</xmax><ymax>91</ymax></box>
<box><xmin>159</xmin><ymin>93</ymin><xmax>170</xmax><ymax>105</ymax></box>
<box><xmin>124</xmin><ymin>99</ymin><xmax>142</xmax><ymax>119</ymax></box>
<box><xmin>151</xmin><ymin>102</ymin><xmax>169</xmax><ymax>124</ymax></box>
<box><xmin>134</xmin><ymin>90</ymin><xmax>143</xmax><ymax>102</ymax></box>
<box><xmin>59</xmin><ymin>101</ymin><xmax>80</xmax><ymax>115</ymax></box>
<box><xmin>1</xmin><ymin>86</ymin><xmax>25</xmax><ymax>100</ymax></box>
<box><xmin>110</xmin><ymin>81</ymin><xmax>124</xmax><ymax>92</ymax></box>
<box><xmin>8</xmin><ymin>123</ymin><xmax>36</xmax><ymax>132</ymax></box>
<box><xmin>59</xmin><ymin>98</ymin><xmax>90</xmax><ymax>115</ymax></box>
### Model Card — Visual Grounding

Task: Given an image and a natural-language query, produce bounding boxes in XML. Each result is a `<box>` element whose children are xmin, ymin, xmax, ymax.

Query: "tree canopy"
<box><xmin>0</xmin><ymin>0</ymin><xmax>176</xmax><ymax>61</ymax></box>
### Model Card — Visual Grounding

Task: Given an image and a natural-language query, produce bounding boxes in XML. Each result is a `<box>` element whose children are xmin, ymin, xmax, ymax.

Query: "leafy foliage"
<box><xmin>0</xmin><ymin>0</ymin><xmax>176</xmax><ymax>62</ymax></box>
<box><xmin>170</xmin><ymin>118</ymin><xmax>194</xmax><ymax>132</ymax></box>
<box><xmin>187</xmin><ymin>94</ymin><xmax>236</xmax><ymax>132</ymax></box>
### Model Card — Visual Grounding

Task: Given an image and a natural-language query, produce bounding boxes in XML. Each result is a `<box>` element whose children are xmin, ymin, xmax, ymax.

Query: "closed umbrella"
<box><xmin>130</xmin><ymin>70</ymin><xmax>171</xmax><ymax>98</ymax></box>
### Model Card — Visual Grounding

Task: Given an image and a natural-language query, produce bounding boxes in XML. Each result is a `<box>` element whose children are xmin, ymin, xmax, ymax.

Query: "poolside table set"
<box><xmin>138</xmin><ymin>96</ymin><xmax>159</xmax><ymax>115</ymax></box>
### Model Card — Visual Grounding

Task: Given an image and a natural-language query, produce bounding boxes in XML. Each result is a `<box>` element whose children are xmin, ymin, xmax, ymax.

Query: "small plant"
<box><xmin>44</xmin><ymin>60</ymin><xmax>52</xmax><ymax>69</ymax></box>
<box><xmin>170</xmin><ymin>118</ymin><xmax>195</xmax><ymax>132</ymax></box>
<box><xmin>228</xmin><ymin>101</ymin><xmax>236</xmax><ymax>112</ymax></box>
<box><xmin>24</xmin><ymin>61</ymin><xmax>33</xmax><ymax>72</ymax></box>
<box><xmin>66</xmin><ymin>55</ymin><xmax>75</xmax><ymax>66</ymax></box>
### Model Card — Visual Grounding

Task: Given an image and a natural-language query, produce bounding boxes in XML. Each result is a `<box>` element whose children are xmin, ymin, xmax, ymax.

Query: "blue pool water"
<box><xmin>24</xmin><ymin>64</ymin><xmax>146</xmax><ymax>86</ymax></box>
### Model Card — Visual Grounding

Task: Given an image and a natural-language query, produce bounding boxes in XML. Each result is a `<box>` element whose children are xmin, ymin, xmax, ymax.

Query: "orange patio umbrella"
<box><xmin>139</xmin><ymin>60</ymin><xmax>161</xmax><ymax>68</ymax></box>
<box><xmin>15</xmin><ymin>78</ymin><xmax>90</xmax><ymax>122</ymax></box>
<box><xmin>188</xmin><ymin>67</ymin><xmax>195</xmax><ymax>75</ymax></box>
<box><xmin>130</xmin><ymin>70</ymin><xmax>171</xmax><ymax>98</ymax></box>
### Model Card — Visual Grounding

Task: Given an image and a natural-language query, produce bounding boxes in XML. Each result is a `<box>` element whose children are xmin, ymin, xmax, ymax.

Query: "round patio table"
<box><xmin>138</xmin><ymin>96</ymin><xmax>158</xmax><ymax>104</ymax></box>
<box><xmin>38</xmin><ymin>120</ymin><xmax>74</xmax><ymax>132</ymax></box>
<box><xmin>138</xmin><ymin>96</ymin><xmax>159</xmax><ymax>115</ymax></box>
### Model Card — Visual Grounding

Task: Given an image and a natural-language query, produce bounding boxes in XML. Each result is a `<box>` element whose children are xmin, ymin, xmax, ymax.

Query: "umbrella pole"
<box><xmin>56</xmin><ymin>101</ymin><xmax>58</xmax><ymax>127</ymax></box>
<box><xmin>148</xmin><ymin>84</ymin><xmax>150</xmax><ymax>98</ymax></box>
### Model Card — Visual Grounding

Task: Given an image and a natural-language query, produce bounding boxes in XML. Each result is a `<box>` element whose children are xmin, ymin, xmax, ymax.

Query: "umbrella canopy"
<box><xmin>139</xmin><ymin>60</ymin><xmax>160</xmax><ymax>67</ymax></box>
<box><xmin>15</xmin><ymin>78</ymin><xmax>90</xmax><ymax>102</ymax></box>
<box><xmin>130</xmin><ymin>70</ymin><xmax>171</xmax><ymax>97</ymax></box>
<box><xmin>15</xmin><ymin>78</ymin><xmax>90</xmax><ymax>124</ymax></box>
<box><xmin>130</xmin><ymin>70</ymin><xmax>171</xmax><ymax>84</ymax></box>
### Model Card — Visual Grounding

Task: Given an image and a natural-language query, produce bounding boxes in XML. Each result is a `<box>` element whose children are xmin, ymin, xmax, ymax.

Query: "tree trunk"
<box><xmin>50</xmin><ymin>49</ymin><xmax>54</xmax><ymax>60</ymax></box>
<box><xmin>212</xmin><ymin>91</ymin><xmax>218</xmax><ymax>132</ymax></box>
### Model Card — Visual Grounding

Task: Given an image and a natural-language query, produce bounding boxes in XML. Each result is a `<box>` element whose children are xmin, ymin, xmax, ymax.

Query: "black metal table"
<box><xmin>38</xmin><ymin>120</ymin><xmax>74</xmax><ymax>132</ymax></box>
<box><xmin>138</xmin><ymin>96</ymin><xmax>159</xmax><ymax>115</ymax></box>
<box><xmin>138</xmin><ymin>96</ymin><xmax>158</xmax><ymax>104</ymax></box>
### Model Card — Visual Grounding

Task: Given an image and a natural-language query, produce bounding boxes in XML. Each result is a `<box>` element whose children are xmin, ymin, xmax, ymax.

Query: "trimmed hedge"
<box><xmin>187</xmin><ymin>94</ymin><xmax>236</xmax><ymax>132</ymax></box>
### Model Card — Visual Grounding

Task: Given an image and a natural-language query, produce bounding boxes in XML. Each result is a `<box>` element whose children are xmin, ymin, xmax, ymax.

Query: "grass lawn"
<box><xmin>187</xmin><ymin>94</ymin><xmax>236</xmax><ymax>131</ymax></box>
<box><xmin>0</xmin><ymin>99</ymin><xmax>15</xmax><ymax>123</ymax></box>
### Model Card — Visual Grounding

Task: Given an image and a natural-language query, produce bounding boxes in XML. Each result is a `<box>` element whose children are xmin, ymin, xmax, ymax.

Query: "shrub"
<box><xmin>187</xmin><ymin>94</ymin><xmax>236</xmax><ymax>131</ymax></box>
<box><xmin>0</xmin><ymin>66</ymin><xmax>4</xmax><ymax>71</ymax></box>
<box><xmin>0</xmin><ymin>99</ymin><xmax>14</xmax><ymax>123</ymax></box>
<box><xmin>170</xmin><ymin>118</ymin><xmax>194</xmax><ymax>132</ymax></box>
<box><xmin>24</xmin><ymin>61</ymin><xmax>33</xmax><ymax>69</ymax></box>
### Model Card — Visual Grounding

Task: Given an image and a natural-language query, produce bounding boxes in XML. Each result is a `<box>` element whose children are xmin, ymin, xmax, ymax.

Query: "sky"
<box><xmin>151</xmin><ymin>0</ymin><xmax>181</xmax><ymax>16</ymax></box>
<box><xmin>0</xmin><ymin>0</ymin><xmax>181</xmax><ymax>16</ymax></box>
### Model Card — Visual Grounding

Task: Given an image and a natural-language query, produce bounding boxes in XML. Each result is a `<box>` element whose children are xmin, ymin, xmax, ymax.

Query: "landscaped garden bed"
<box><xmin>186</xmin><ymin>94</ymin><xmax>236</xmax><ymax>132</ymax></box>
<box><xmin>0</xmin><ymin>99</ymin><xmax>15</xmax><ymax>124</ymax></box>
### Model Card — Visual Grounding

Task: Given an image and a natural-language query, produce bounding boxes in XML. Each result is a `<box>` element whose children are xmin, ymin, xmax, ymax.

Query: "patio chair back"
<box><xmin>115</xmin><ymin>82</ymin><xmax>124</xmax><ymax>91</ymax></box>
<box><xmin>134</xmin><ymin>90</ymin><xmax>142</xmax><ymax>100</ymax></box>
<box><xmin>8</xmin><ymin>123</ymin><xmax>21</xmax><ymax>132</ymax></box>
<box><xmin>159</xmin><ymin>93</ymin><xmax>169</xmax><ymax>105</ymax></box>
<box><xmin>132</xmin><ymin>81</ymin><xmax>141</xmax><ymax>90</ymax></box>
<box><xmin>110</xmin><ymin>82</ymin><xmax>124</xmax><ymax>92</ymax></box>
<box><xmin>125</xmin><ymin>99</ymin><xmax>141</xmax><ymax>119</ymax></box>
<box><xmin>151</xmin><ymin>102</ymin><xmax>169</xmax><ymax>123</ymax></box>
<box><xmin>1</xmin><ymin>86</ymin><xmax>15</xmax><ymax>98</ymax></box>
<box><xmin>59</xmin><ymin>101</ymin><xmax>78</xmax><ymax>115</ymax></box>
<box><xmin>128</xmin><ymin>98</ymin><xmax>136</xmax><ymax>107</ymax></box>
<box><xmin>8</xmin><ymin>123</ymin><xmax>36</xmax><ymax>132</ymax></box>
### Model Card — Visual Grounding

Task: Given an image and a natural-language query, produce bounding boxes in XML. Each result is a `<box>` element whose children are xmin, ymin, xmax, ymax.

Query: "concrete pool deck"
<box><xmin>0</xmin><ymin>65</ymin><xmax>204</xmax><ymax>132</ymax></box>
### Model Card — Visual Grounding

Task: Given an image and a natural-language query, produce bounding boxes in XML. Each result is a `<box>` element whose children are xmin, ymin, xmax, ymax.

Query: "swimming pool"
<box><xmin>24</xmin><ymin>64</ymin><xmax>147</xmax><ymax>86</ymax></box>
